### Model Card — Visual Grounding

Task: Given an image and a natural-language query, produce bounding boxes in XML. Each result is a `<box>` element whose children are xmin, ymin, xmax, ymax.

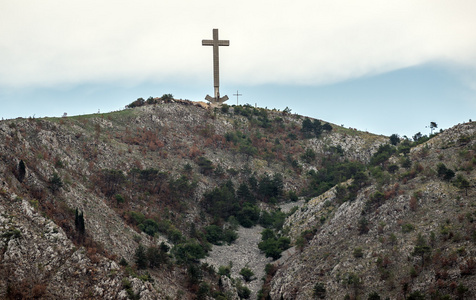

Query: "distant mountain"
<box><xmin>0</xmin><ymin>98</ymin><xmax>473</xmax><ymax>299</ymax></box>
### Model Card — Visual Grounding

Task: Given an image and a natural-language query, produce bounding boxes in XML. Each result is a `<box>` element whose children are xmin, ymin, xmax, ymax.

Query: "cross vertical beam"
<box><xmin>202</xmin><ymin>29</ymin><xmax>229</xmax><ymax>104</ymax></box>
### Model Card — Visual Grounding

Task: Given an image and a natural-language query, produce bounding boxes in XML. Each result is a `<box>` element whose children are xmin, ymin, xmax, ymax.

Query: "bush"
<box><xmin>301</xmin><ymin>118</ymin><xmax>323</xmax><ymax>138</ymax></box>
<box><xmin>313</xmin><ymin>282</ymin><xmax>326</xmax><ymax>299</ymax></box>
<box><xmin>218</xmin><ymin>265</ymin><xmax>231</xmax><ymax>277</ymax></box>
<box><xmin>197</xmin><ymin>156</ymin><xmax>214</xmax><ymax>175</ymax></box>
<box><xmin>204</xmin><ymin>225</ymin><xmax>237</xmax><ymax>245</ymax></box>
<box><xmin>48</xmin><ymin>172</ymin><xmax>63</xmax><ymax>192</ymax></box>
<box><xmin>288</xmin><ymin>190</ymin><xmax>299</xmax><ymax>202</ymax></box>
<box><xmin>258</xmin><ymin>229</ymin><xmax>290</xmax><ymax>260</ymax></box>
<box><xmin>367</xmin><ymin>291</ymin><xmax>381</xmax><ymax>300</ymax></box>
<box><xmin>358</xmin><ymin>217</ymin><xmax>369</xmax><ymax>234</ymax></box>
<box><xmin>370</xmin><ymin>144</ymin><xmax>396</xmax><ymax>166</ymax></box>
<box><xmin>129</xmin><ymin>211</ymin><xmax>145</xmax><ymax>225</ymax></box>
<box><xmin>353</xmin><ymin>247</ymin><xmax>364</xmax><ymax>258</ymax></box>
<box><xmin>301</xmin><ymin>148</ymin><xmax>317</xmax><ymax>164</ymax></box>
<box><xmin>236</xmin><ymin>282</ymin><xmax>251</xmax><ymax>299</ymax></box>
<box><xmin>127</xmin><ymin>98</ymin><xmax>145</xmax><ymax>108</ymax></box>
<box><xmin>401</xmin><ymin>223</ymin><xmax>415</xmax><ymax>233</ymax></box>
<box><xmin>173</xmin><ymin>242</ymin><xmax>207</xmax><ymax>264</ymax></box>
<box><xmin>115</xmin><ymin>194</ymin><xmax>125</xmax><ymax>204</ymax></box>
<box><xmin>387</xmin><ymin>164</ymin><xmax>399</xmax><ymax>174</ymax></box>
<box><xmin>161</xmin><ymin>94</ymin><xmax>173</xmax><ymax>101</ymax></box>
<box><xmin>389</xmin><ymin>134</ymin><xmax>400</xmax><ymax>145</ymax></box>
<box><xmin>239</xmin><ymin>267</ymin><xmax>254</xmax><ymax>282</ymax></box>
<box><xmin>236</xmin><ymin>204</ymin><xmax>260</xmax><ymax>228</ymax></box>
<box><xmin>221</xmin><ymin>104</ymin><xmax>230</xmax><ymax>113</ymax></box>
<box><xmin>437</xmin><ymin>163</ymin><xmax>455</xmax><ymax>181</ymax></box>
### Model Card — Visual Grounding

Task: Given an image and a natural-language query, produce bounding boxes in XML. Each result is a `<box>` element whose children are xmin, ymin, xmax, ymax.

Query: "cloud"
<box><xmin>1</xmin><ymin>0</ymin><xmax>476</xmax><ymax>88</ymax></box>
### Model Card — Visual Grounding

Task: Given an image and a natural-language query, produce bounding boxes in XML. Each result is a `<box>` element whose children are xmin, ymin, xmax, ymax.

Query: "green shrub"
<box><xmin>140</xmin><ymin>219</ymin><xmax>160</xmax><ymax>237</ymax></box>
<box><xmin>258</xmin><ymin>229</ymin><xmax>290</xmax><ymax>260</ymax></box>
<box><xmin>358</xmin><ymin>217</ymin><xmax>369</xmax><ymax>234</ymax></box>
<box><xmin>173</xmin><ymin>242</ymin><xmax>207</xmax><ymax>264</ymax></box>
<box><xmin>437</xmin><ymin>163</ymin><xmax>455</xmax><ymax>181</ymax></box>
<box><xmin>115</xmin><ymin>194</ymin><xmax>125</xmax><ymax>204</ymax></box>
<box><xmin>236</xmin><ymin>282</ymin><xmax>251</xmax><ymax>299</ymax></box>
<box><xmin>301</xmin><ymin>148</ymin><xmax>317</xmax><ymax>164</ymax></box>
<box><xmin>236</xmin><ymin>204</ymin><xmax>260</xmax><ymax>228</ymax></box>
<box><xmin>197</xmin><ymin>156</ymin><xmax>214</xmax><ymax>175</ymax></box>
<box><xmin>401</xmin><ymin>223</ymin><xmax>415</xmax><ymax>233</ymax></box>
<box><xmin>353</xmin><ymin>247</ymin><xmax>364</xmax><ymax>258</ymax></box>
<box><xmin>313</xmin><ymin>282</ymin><xmax>326</xmax><ymax>299</ymax></box>
<box><xmin>288</xmin><ymin>190</ymin><xmax>299</xmax><ymax>202</ymax></box>
<box><xmin>48</xmin><ymin>172</ymin><xmax>63</xmax><ymax>192</ymax></box>
<box><xmin>239</xmin><ymin>267</ymin><xmax>254</xmax><ymax>282</ymax></box>
<box><xmin>367</xmin><ymin>291</ymin><xmax>381</xmax><ymax>300</ymax></box>
<box><xmin>218</xmin><ymin>265</ymin><xmax>231</xmax><ymax>277</ymax></box>
<box><xmin>204</xmin><ymin>225</ymin><xmax>237</xmax><ymax>245</ymax></box>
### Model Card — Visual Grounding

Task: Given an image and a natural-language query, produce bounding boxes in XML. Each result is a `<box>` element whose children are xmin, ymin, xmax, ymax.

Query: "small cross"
<box><xmin>233</xmin><ymin>90</ymin><xmax>242</xmax><ymax>105</ymax></box>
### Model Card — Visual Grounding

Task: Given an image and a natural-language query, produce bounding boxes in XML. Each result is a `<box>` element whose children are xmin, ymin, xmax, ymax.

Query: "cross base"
<box><xmin>205</xmin><ymin>94</ymin><xmax>229</xmax><ymax>106</ymax></box>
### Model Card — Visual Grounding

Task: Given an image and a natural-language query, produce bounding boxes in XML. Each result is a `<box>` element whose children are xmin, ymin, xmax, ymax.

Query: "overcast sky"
<box><xmin>1</xmin><ymin>1</ymin><xmax>475</xmax><ymax>137</ymax></box>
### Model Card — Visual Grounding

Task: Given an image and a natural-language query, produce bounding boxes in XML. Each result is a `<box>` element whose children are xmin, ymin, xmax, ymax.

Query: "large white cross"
<box><xmin>202</xmin><ymin>29</ymin><xmax>229</xmax><ymax>103</ymax></box>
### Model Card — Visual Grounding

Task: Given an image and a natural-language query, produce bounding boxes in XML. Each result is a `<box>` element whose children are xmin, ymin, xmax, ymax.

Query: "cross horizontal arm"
<box><xmin>202</xmin><ymin>40</ymin><xmax>230</xmax><ymax>46</ymax></box>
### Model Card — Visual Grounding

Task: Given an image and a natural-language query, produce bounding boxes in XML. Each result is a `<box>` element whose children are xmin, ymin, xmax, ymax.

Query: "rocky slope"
<box><xmin>270</xmin><ymin>122</ymin><xmax>476</xmax><ymax>299</ymax></box>
<box><xmin>1</xmin><ymin>98</ymin><xmax>470</xmax><ymax>299</ymax></box>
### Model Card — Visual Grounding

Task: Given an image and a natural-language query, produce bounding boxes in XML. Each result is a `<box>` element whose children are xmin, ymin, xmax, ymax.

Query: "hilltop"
<box><xmin>0</xmin><ymin>98</ymin><xmax>474</xmax><ymax>299</ymax></box>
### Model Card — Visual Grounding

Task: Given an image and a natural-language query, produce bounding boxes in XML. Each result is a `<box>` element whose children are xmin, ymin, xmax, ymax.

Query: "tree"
<box><xmin>353</xmin><ymin>171</ymin><xmax>369</xmax><ymax>188</ymax></box>
<box><xmin>173</xmin><ymin>242</ymin><xmax>206</xmax><ymax>264</ymax></box>
<box><xmin>313</xmin><ymin>282</ymin><xmax>326</xmax><ymax>299</ymax></box>
<box><xmin>75</xmin><ymin>208</ymin><xmax>85</xmax><ymax>235</ymax></box>
<box><xmin>49</xmin><ymin>172</ymin><xmax>63</xmax><ymax>192</ymax></box>
<box><xmin>127</xmin><ymin>97</ymin><xmax>145</xmax><ymax>108</ymax></box>
<box><xmin>454</xmin><ymin>174</ymin><xmax>470</xmax><ymax>195</ymax></box>
<box><xmin>146</xmin><ymin>245</ymin><xmax>168</xmax><ymax>268</ymax></box>
<box><xmin>197</xmin><ymin>156</ymin><xmax>214</xmax><ymax>175</ymax></box>
<box><xmin>301</xmin><ymin>148</ymin><xmax>316</xmax><ymax>164</ymax></box>
<box><xmin>135</xmin><ymin>244</ymin><xmax>148</xmax><ymax>269</ymax></box>
<box><xmin>322</xmin><ymin>123</ymin><xmax>332</xmax><ymax>132</ymax></box>
<box><xmin>18</xmin><ymin>160</ymin><xmax>26</xmax><ymax>183</ymax></box>
<box><xmin>237</xmin><ymin>183</ymin><xmax>254</xmax><ymax>204</ymax></box>
<box><xmin>146</xmin><ymin>96</ymin><xmax>156</xmax><ymax>104</ymax></box>
<box><xmin>345</xmin><ymin>273</ymin><xmax>361</xmax><ymax>298</ymax></box>
<box><xmin>389</xmin><ymin>134</ymin><xmax>400</xmax><ymax>145</ymax></box>
<box><xmin>358</xmin><ymin>217</ymin><xmax>369</xmax><ymax>234</ymax></box>
<box><xmin>100</xmin><ymin>169</ymin><xmax>125</xmax><ymax>196</ymax></box>
<box><xmin>436</xmin><ymin>163</ymin><xmax>455</xmax><ymax>181</ymax></box>
<box><xmin>161</xmin><ymin>94</ymin><xmax>174</xmax><ymax>101</ymax></box>
<box><xmin>367</xmin><ymin>292</ymin><xmax>381</xmax><ymax>300</ymax></box>
<box><xmin>412</xmin><ymin>132</ymin><xmax>423</xmax><ymax>142</ymax></box>
<box><xmin>140</xmin><ymin>219</ymin><xmax>160</xmax><ymax>237</ymax></box>
<box><xmin>412</xmin><ymin>233</ymin><xmax>431</xmax><ymax>266</ymax></box>
<box><xmin>239</xmin><ymin>144</ymin><xmax>257</xmax><ymax>161</ymax></box>
<box><xmin>407</xmin><ymin>291</ymin><xmax>425</xmax><ymax>300</ymax></box>
<box><xmin>301</xmin><ymin>118</ymin><xmax>323</xmax><ymax>138</ymax></box>
<box><xmin>430</xmin><ymin>122</ymin><xmax>438</xmax><ymax>134</ymax></box>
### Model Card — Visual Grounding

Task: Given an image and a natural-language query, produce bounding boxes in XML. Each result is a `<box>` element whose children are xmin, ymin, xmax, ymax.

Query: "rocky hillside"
<box><xmin>0</xmin><ymin>98</ymin><xmax>472</xmax><ymax>299</ymax></box>
<box><xmin>270</xmin><ymin>122</ymin><xmax>476</xmax><ymax>299</ymax></box>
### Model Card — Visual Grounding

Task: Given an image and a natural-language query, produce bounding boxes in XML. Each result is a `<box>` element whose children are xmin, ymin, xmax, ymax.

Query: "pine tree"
<box><xmin>18</xmin><ymin>160</ymin><xmax>26</xmax><ymax>183</ymax></box>
<box><xmin>135</xmin><ymin>244</ymin><xmax>148</xmax><ymax>269</ymax></box>
<box><xmin>75</xmin><ymin>208</ymin><xmax>85</xmax><ymax>235</ymax></box>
